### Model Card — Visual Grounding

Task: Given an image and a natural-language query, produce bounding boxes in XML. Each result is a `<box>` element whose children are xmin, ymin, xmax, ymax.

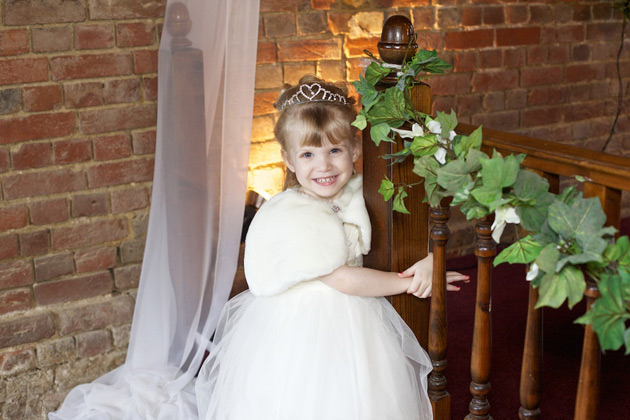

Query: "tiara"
<box><xmin>275</xmin><ymin>83</ymin><xmax>348</xmax><ymax>111</ymax></box>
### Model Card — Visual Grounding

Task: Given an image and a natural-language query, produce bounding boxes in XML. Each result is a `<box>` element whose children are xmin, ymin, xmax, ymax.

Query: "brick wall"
<box><xmin>0</xmin><ymin>0</ymin><xmax>628</xmax><ymax>418</ymax></box>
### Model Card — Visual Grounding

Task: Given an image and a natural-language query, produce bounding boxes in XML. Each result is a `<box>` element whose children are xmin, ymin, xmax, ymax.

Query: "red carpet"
<box><xmin>445</xmin><ymin>218</ymin><xmax>630</xmax><ymax>420</ymax></box>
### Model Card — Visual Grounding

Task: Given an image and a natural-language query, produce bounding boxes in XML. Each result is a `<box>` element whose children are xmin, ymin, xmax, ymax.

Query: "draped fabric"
<box><xmin>49</xmin><ymin>0</ymin><xmax>260</xmax><ymax>418</ymax></box>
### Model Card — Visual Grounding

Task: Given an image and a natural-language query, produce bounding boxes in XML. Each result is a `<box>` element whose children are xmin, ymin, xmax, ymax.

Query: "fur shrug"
<box><xmin>244</xmin><ymin>175</ymin><xmax>371</xmax><ymax>296</ymax></box>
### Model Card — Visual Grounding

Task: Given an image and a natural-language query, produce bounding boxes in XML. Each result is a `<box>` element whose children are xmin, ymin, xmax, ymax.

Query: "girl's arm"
<box><xmin>321</xmin><ymin>253</ymin><xmax>470</xmax><ymax>298</ymax></box>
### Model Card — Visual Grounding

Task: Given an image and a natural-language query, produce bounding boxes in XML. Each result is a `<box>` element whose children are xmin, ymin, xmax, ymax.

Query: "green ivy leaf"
<box><xmin>369</xmin><ymin>87</ymin><xmax>408</xmax><ymax>126</ymax></box>
<box><xmin>548</xmin><ymin>196</ymin><xmax>607</xmax><ymax>240</ymax></box>
<box><xmin>381</xmin><ymin>148</ymin><xmax>411</xmax><ymax>164</ymax></box>
<box><xmin>460</xmin><ymin>197</ymin><xmax>489</xmax><ymax>220</ymax></box>
<box><xmin>352</xmin><ymin>113</ymin><xmax>367</xmax><ymax>130</ymax></box>
<box><xmin>413</xmin><ymin>155</ymin><xmax>442</xmax><ymax>207</ymax></box>
<box><xmin>393</xmin><ymin>187</ymin><xmax>411</xmax><ymax>214</ymax></box>
<box><xmin>536</xmin><ymin>265</ymin><xmax>585</xmax><ymax>309</ymax></box>
<box><xmin>453</xmin><ymin>126</ymin><xmax>483</xmax><ymax>158</ymax></box>
<box><xmin>575</xmin><ymin>273</ymin><xmax>630</xmax><ymax>352</ymax></box>
<box><xmin>494</xmin><ymin>235</ymin><xmax>543</xmax><ymax>266</ymax></box>
<box><xmin>409</xmin><ymin>134</ymin><xmax>439</xmax><ymax>157</ymax></box>
<box><xmin>535</xmin><ymin>243</ymin><xmax>560</xmax><ymax>275</ymax></box>
<box><xmin>353</xmin><ymin>74</ymin><xmax>380</xmax><ymax>112</ymax></box>
<box><xmin>378</xmin><ymin>177</ymin><xmax>395</xmax><ymax>201</ymax></box>
<box><xmin>437</xmin><ymin>159</ymin><xmax>473</xmax><ymax>193</ymax></box>
<box><xmin>364</xmin><ymin>62</ymin><xmax>391</xmax><ymax>85</ymax></box>
<box><xmin>370</xmin><ymin>123</ymin><xmax>393</xmax><ymax>146</ymax></box>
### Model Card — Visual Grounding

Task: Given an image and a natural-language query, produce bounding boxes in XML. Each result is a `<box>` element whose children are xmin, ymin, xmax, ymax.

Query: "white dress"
<box><xmin>195</xmin><ymin>176</ymin><xmax>433</xmax><ymax>420</ymax></box>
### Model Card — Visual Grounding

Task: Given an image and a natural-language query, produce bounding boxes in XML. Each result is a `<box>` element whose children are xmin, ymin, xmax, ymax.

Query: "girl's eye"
<box><xmin>301</xmin><ymin>152</ymin><xmax>313</xmax><ymax>158</ymax></box>
<box><xmin>330</xmin><ymin>148</ymin><xmax>341</xmax><ymax>154</ymax></box>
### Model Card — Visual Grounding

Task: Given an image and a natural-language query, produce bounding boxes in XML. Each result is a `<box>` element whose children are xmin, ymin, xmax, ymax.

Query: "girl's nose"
<box><xmin>315</xmin><ymin>154</ymin><xmax>332</xmax><ymax>170</ymax></box>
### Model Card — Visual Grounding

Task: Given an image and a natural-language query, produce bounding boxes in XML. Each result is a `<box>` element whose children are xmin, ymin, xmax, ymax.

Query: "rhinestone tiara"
<box><xmin>274</xmin><ymin>83</ymin><xmax>349</xmax><ymax>111</ymax></box>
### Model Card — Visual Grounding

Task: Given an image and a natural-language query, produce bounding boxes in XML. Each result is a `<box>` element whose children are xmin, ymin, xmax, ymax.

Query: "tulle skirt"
<box><xmin>195</xmin><ymin>280</ymin><xmax>433</xmax><ymax>420</ymax></box>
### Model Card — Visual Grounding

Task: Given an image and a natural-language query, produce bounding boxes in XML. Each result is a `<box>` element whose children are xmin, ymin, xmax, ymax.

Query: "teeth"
<box><xmin>315</xmin><ymin>176</ymin><xmax>335</xmax><ymax>183</ymax></box>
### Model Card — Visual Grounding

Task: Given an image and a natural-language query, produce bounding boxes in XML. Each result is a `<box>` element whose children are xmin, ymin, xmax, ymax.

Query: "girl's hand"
<box><xmin>397</xmin><ymin>252</ymin><xmax>470</xmax><ymax>299</ymax></box>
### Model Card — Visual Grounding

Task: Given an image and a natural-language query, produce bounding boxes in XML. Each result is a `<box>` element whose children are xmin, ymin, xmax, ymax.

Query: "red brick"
<box><xmin>0</xmin><ymin>89</ymin><xmax>21</xmax><ymax>115</ymax></box>
<box><xmin>103</xmin><ymin>79</ymin><xmax>141</xmax><ymax>105</ymax></box>
<box><xmin>33</xmin><ymin>271</ymin><xmax>112</xmax><ymax>305</ymax></box>
<box><xmin>479</xmin><ymin>50</ymin><xmax>501</xmax><ymax>68</ymax></box>
<box><xmin>51</xmin><ymin>218</ymin><xmax>129</xmax><ymax>250</ymax></box>
<box><xmin>32</xmin><ymin>26</ymin><xmax>73</xmax><ymax>53</ymax></box>
<box><xmin>133</xmin><ymin>50</ymin><xmax>158</xmax><ymax>74</ymax></box>
<box><xmin>527</xmin><ymin>86</ymin><xmax>570</xmax><ymax>106</ymax></box>
<box><xmin>4</xmin><ymin>0</ymin><xmax>86</xmax><ymax>25</ymax></box>
<box><xmin>80</xmin><ymin>104</ymin><xmax>156</xmax><ymax>135</ymax></box>
<box><xmin>111</xmin><ymin>188</ymin><xmax>149</xmax><ymax>214</ymax></box>
<box><xmin>116</xmin><ymin>22</ymin><xmax>155</xmax><ymax>47</ymax></box>
<box><xmin>87</xmin><ymin>157</ymin><xmax>154</xmax><ymax>188</ymax></box>
<box><xmin>460</xmin><ymin>6</ymin><xmax>481</xmax><ymax>26</ymax></box>
<box><xmin>34</xmin><ymin>252</ymin><xmax>75</xmax><ymax>282</ymax></box>
<box><xmin>527</xmin><ymin>45</ymin><xmax>548</xmax><ymax>65</ymax></box>
<box><xmin>311</xmin><ymin>0</ymin><xmax>333</xmax><ymax>9</ymax></box>
<box><xmin>131</xmin><ymin>130</ymin><xmax>156</xmax><ymax>155</ymax></box>
<box><xmin>547</xmin><ymin>45</ymin><xmax>570</xmax><ymax>64</ymax></box>
<box><xmin>257</xmin><ymin>42</ymin><xmax>277</xmax><ymax>64</ymax></box>
<box><xmin>2</xmin><ymin>168</ymin><xmax>86</xmax><ymax>200</ymax></box>
<box><xmin>427</xmin><ymin>73</ymin><xmax>471</xmax><ymax>96</ymax></box>
<box><xmin>444</xmin><ymin>29</ymin><xmax>493</xmax><ymax>50</ymax></box>
<box><xmin>260</xmin><ymin>0</ymin><xmax>297</xmax><ymax>12</ymax></box>
<box><xmin>142</xmin><ymin>76</ymin><xmax>158</xmax><ymax>101</ymax></box>
<box><xmin>0</xmin><ymin>29</ymin><xmax>29</xmax><ymax>56</ymax></box>
<box><xmin>72</xmin><ymin>193</ymin><xmax>109</xmax><ymax>218</ymax></box>
<box><xmin>75</xmin><ymin>247</ymin><xmax>116</xmax><ymax>273</ymax></box>
<box><xmin>76</xmin><ymin>330</ymin><xmax>113</xmax><ymax>357</ymax></box>
<box><xmin>28</xmin><ymin>198</ymin><xmax>68</xmax><ymax>225</ymax></box>
<box><xmin>0</xmin><ymin>112</ymin><xmax>76</xmax><ymax>144</ymax></box>
<box><xmin>496</xmin><ymin>27</ymin><xmax>541</xmax><ymax>47</ymax></box>
<box><xmin>521</xmin><ymin>106</ymin><xmax>563</xmax><ymax>127</ymax></box>
<box><xmin>566</xmin><ymin>64</ymin><xmax>606</xmax><ymax>83</ymax></box>
<box><xmin>471</xmin><ymin>70</ymin><xmax>518</xmax><ymax>92</ymax></box>
<box><xmin>93</xmin><ymin>134</ymin><xmax>132</xmax><ymax>161</ymax></box>
<box><xmin>456</xmin><ymin>94</ymin><xmax>483</xmax><ymax>116</ymax></box>
<box><xmin>505</xmin><ymin>89</ymin><xmax>527</xmax><ymax>110</ymax></box>
<box><xmin>504</xmin><ymin>48</ymin><xmax>526</xmax><ymax>68</ymax></box>
<box><xmin>0</xmin><ymin>288</ymin><xmax>32</xmax><ymax>315</ymax></box>
<box><xmin>541</xmin><ymin>25</ymin><xmax>584</xmax><ymax>43</ymax></box>
<box><xmin>75</xmin><ymin>24</ymin><xmax>115</xmax><ymax>50</ymax></box>
<box><xmin>521</xmin><ymin>66</ymin><xmax>564</xmax><ymax>87</ymax></box>
<box><xmin>586</xmin><ymin>22</ymin><xmax>620</xmax><ymax>41</ymax></box>
<box><xmin>0</xmin><ymin>314</ymin><xmax>55</xmax><ymax>348</ymax></box>
<box><xmin>377</xmin><ymin>0</ymin><xmax>429</xmax><ymax>6</ymax></box>
<box><xmin>298</xmin><ymin>12</ymin><xmax>328</xmax><ymax>36</ymax></box>
<box><xmin>471</xmin><ymin>110</ymin><xmax>519</xmax><ymax>131</ymax></box>
<box><xmin>344</xmin><ymin>36</ymin><xmax>380</xmax><ymax>59</ymax></box>
<box><xmin>0</xmin><ymin>235</ymin><xmax>19</xmax><ymax>261</ymax></box>
<box><xmin>51</xmin><ymin>54</ymin><xmax>133</xmax><ymax>81</ymax></box>
<box><xmin>63</xmin><ymin>82</ymin><xmax>104</xmax><ymax>108</ymax></box>
<box><xmin>277</xmin><ymin>38</ymin><xmax>342</xmax><ymax>61</ymax></box>
<box><xmin>54</xmin><ymin>138</ymin><xmax>93</xmax><ymax>165</ymax></box>
<box><xmin>412</xmin><ymin>8</ymin><xmax>435</xmax><ymax>29</ymax></box>
<box><xmin>0</xmin><ymin>259</ymin><xmax>33</xmax><ymax>288</ymax></box>
<box><xmin>482</xmin><ymin>5</ymin><xmax>504</xmax><ymax>25</ymax></box>
<box><xmin>0</xmin><ymin>58</ymin><xmax>49</xmax><ymax>85</ymax></box>
<box><xmin>565</xmin><ymin>102</ymin><xmax>605</xmax><ymax>122</ymax></box>
<box><xmin>253</xmin><ymin>91</ymin><xmax>280</xmax><ymax>116</ymax></box>
<box><xmin>328</xmin><ymin>12</ymin><xmax>353</xmax><ymax>35</ymax></box>
<box><xmin>506</xmin><ymin>5</ymin><xmax>527</xmax><ymax>24</ymax></box>
<box><xmin>437</xmin><ymin>7</ymin><xmax>460</xmax><ymax>29</ymax></box>
<box><xmin>22</xmin><ymin>85</ymin><xmax>63</xmax><ymax>112</ymax></box>
<box><xmin>593</xmin><ymin>3</ymin><xmax>613</xmax><ymax>20</ymax></box>
<box><xmin>0</xmin><ymin>206</ymin><xmax>27</xmax><ymax>231</ymax></box>
<box><xmin>87</xmin><ymin>0</ymin><xmax>165</xmax><ymax>19</ymax></box>
<box><xmin>113</xmin><ymin>264</ymin><xmax>141</xmax><ymax>289</ymax></box>
<box><xmin>11</xmin><ymin>142</ymin><xmax>52</xmax><ymax>170</ymax></box>
<box><xmin>0</xmin><ymin>148</ymin><xmax>8</xmax><ymax>173</ymax></box>
<box><xmin>0</xmin><ymin>348</ymin><xmax>37</xmax><ymax>376</ymax></box>
<box><xmin>57</xmin><ymin>295</ymin><xmax>134</xmax><ymax>336</ymax></box>
<box><xmin>530</xmin><ymin>5</ymin><xmax>553</xmax><ymax>24</ymax></box>
<box><xmin>317</xmin><ymin>61</ymin><xmax>344</xmax><ymax>82</ymax></box>
<box><xmin>19</xmin><ymin>230</ymin><xmax>49</xmax><ymax>256</ymax></box>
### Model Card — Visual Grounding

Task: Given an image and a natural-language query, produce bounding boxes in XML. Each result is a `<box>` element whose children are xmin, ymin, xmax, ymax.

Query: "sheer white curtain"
<box><xmin>49</xmin><ymin>0</ymin><xmax>260</xmax><ymax>418</ymax></box>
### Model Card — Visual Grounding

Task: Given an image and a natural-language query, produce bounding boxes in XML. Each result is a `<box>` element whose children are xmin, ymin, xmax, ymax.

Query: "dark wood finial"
<box><xmin>377</xmin><ymin>15</ymin><xmax>417</xmax><ymax>65</ymax></box>
<box><xmin>166</xmin><ymin>1</ymin><xmax>193</xmax><ymax>48</ymax></box>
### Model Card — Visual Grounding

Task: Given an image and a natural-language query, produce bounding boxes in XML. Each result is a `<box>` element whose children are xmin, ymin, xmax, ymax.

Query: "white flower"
<box><xmin>434</xmin><ymin>147</ymin><xmax>447</xmax><ymax>164</ymax></box>
<box><xmin>427</xmin><ymin>120</ymin><xmax>441</xmax><ymax>134</ymax></box>
<box><xmin>526</xmin><ymin>263</ymin><xmax>539</xmax><ymax>281</ymax></box>
<box><xmin>391</xmin><ymin>123</ymin><xmax>423</xmax><ymax>139</ymax></box>
<box><xmin>491</xmin><ymin>205</ymin><xmax>520</xmax><ymax>243</ymax></box>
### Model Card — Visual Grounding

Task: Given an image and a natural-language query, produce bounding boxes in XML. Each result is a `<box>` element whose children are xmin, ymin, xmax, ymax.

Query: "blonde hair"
<box><xmin>274</xmin><ymin>76</ymin><xmax>358</xmax><ymax>189</ymax></box>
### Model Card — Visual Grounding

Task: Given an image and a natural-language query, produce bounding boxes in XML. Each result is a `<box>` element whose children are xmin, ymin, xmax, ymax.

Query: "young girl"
<box><xmin>195</xmin><ymin>76</ymin><xmax>468</xmax><ymax>420</ymax></box>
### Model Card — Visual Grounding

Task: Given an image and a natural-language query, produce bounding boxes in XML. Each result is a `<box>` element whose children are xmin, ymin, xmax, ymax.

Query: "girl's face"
<box><xmin>282</xmin><ymin>137</ymin><xmax>359</xmax><ymax>201</ymax></box>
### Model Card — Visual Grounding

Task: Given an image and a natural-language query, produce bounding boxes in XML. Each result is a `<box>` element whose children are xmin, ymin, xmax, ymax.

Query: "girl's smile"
<box><xmin>282</xmin><ymin>139</ymin><xmax>359</xmax><ymax>201</ymax></box>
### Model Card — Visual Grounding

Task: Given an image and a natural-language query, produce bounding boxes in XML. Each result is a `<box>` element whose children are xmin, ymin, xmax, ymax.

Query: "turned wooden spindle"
<box><xmin>167</xmin><ymin>1</ymin><xmax>193</xmax><ymax>49</ymax></box>
<box><xmin>467</xmin><ymin>216</ymin><xmax>495</xmax><ymax>420</ymax></box>
<box><xmin>363</xmin><ymin>15</ymin><xmax>431</xmax><ymax>349</ymax></box>
<box><xmin>428</xmin><ymin>200</ymin><xmax>451</xmax><ymax>420</ymax></box>
<box><xmin>518</xmin><ymin>171</ymin><xmax>558</xmax><ymax>420</ymax></box>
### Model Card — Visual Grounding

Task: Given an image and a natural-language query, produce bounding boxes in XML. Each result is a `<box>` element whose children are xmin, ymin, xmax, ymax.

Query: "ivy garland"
<box><xmin>353</xmin><ymin>48</ymin><xmax>630</xmax><ymax>354</ymax></box>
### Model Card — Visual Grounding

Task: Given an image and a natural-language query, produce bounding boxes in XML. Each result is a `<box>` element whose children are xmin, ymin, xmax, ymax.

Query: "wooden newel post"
<box><xmin>467</xmin><ymin>216</ymin><xmax>495</xmax><ymax>420</ymax></box>
<box><xmin>362</xmin><ymin>15</ymin><xmax>431</xmax><ymax>348</ymax></box>
<box><xmin>428</xmin><ymin>199</ymin><xmax>451</xmax><ymax>420</ymax></box>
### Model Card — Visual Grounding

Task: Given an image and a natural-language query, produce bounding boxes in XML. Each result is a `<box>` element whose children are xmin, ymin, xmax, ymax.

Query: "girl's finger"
<box><xmin>447</xmin><ymin>284</ymin><xmax>462</xmax><ymax>291</ymax></box>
